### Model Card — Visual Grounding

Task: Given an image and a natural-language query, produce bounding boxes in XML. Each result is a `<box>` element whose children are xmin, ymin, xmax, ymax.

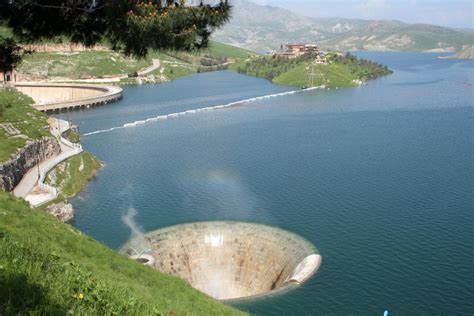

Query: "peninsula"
<box><xmin>231</xmin><ymin>44</ymin><xmax>392</xmax><ymax>88</ymax></box>
<box><xmin>441</xmin><ymin>46</ymin><xmax>474</xmax><ymax>60</ymax></box>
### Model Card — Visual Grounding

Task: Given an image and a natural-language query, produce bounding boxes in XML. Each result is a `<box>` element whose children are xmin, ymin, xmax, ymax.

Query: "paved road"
<box><xmin>13</xmin><ymin>118</ymin><xmax>71</xmax><ymax>199</ymax></box>
<box><xmin>138</xmin><ymin>59</ymin><xmax>161</xmax><ymax>76</ymax></box>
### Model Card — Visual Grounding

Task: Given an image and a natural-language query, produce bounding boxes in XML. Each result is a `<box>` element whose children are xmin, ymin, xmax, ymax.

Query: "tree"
<box><xmin>0</xmin><ymin>0</ymin><xmax>231</xmax><ymax>57</ymax></box>
<box><xmin>0</xmin><ymin>36</ymin><xmax>31</xmax><ymax>83</ymax></box>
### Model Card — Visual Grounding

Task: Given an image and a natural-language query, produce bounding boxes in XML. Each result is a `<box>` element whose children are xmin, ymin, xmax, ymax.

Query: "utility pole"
<box><xmin>37</xmin><ymin>153</ymin><xmax>40</xmax><ymax>182</ymax></box>
<box><xmin>307</xmin><ymin>58</ymin><xmax>325</xmax><ymax>88</ymax></box>
<box><xmin>308</xmin><ymin>63</ymin><xmax>315</xmax><ymax>88</ymax></box>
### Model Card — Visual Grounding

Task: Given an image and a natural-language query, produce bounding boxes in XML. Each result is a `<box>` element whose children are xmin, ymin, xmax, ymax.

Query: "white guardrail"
<box><xmin>34</xmin><ymin>120</ymin><xmax>83</xmax><ymax>204</ymax></box>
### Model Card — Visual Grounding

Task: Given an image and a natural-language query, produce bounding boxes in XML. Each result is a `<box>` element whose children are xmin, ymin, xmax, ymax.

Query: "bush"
<box><xmin>128</xmin><ymin>71</ymin><xmax>138</xmax><ymax>78</ymax></box>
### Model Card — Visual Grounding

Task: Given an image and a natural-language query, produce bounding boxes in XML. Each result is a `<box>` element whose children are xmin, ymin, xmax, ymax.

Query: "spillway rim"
<box><xmin>121</xmin><ymin>221</ymin><xmax>322</xmax><ymax>302</ymax></box>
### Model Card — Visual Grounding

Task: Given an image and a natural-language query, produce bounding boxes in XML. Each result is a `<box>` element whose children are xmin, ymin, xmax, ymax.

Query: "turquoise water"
<box><xmin>65</xmin><ymin>53</ymin><xmax>473</xmax><ymax>315</ymax></box>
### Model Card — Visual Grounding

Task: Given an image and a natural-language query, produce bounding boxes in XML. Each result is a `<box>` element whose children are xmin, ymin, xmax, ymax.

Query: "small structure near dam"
<box><xmin>15</xmin><ymin>82</ymin><xmax>122</xmax><ymax>112</ymax></box>
<box><xmin>121</xmin><ymin>221</ymin><xmax>322</xmax><ymax>301</ymax></box>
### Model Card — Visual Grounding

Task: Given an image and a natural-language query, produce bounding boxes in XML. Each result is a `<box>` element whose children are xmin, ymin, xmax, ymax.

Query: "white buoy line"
<box><xmin>82</xmin><ymin>86</ymin><xmax>324</xmax><ymax>137</ymax></box>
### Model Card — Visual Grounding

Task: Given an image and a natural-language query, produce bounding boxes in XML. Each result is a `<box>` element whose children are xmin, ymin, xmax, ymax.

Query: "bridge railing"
<box><xmin>60</xmin><ymin>137</ymin><xmax>83</xmax><ymax>150</ymax></box>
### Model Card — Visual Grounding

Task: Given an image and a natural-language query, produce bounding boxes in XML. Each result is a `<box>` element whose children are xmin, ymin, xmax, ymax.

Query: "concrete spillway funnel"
<box><xmin>121</xmin><ymin>221</ymin><xmax>321</xmax><ymax>301</ymax></box>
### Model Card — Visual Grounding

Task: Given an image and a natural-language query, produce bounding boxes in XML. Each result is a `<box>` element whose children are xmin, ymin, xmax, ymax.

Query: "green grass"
<box><xmin>204</xmin><ymin>42</ymin><xmax>255</xmax><ymax>59</ymax></box>
<box><xmin>0</xmin><ymin>191</ymin><xmax>245</xmax><ymax>315</ymax></box>
<box><xmin>231</xmin><ymin>55</ymin><xmax>301</xmax><ymax>81</ymax></box>
<box><xmin>18</xmin><ymin>51</ymin><xmax>152</xmax><ymax>78</ymax></box>
<box><xmin>17</xmin><ymin>50</ymin><xmax>197</xmax><ymax>81</ymax></box>
<box><xmin>273</xmin><ymin>62</ymin><xmax>358</xmax><ymax>87</ymax></box>
<box><xmin>0</xmin><ymin>89</ymin><xmax>51</xmax><ymax>162</ymax></box>
<box><xmin>232</xmin><ymin>53</ymin><xmax>392</xmax><ymax>88</ymax></box>
<box><xmin>45</xmin><ymin>151</ymin><xmax>102</xmax><ymax>200</ymax></box>
<box><xmin>16</xmin><ymin>42</ymin><xmax>254</xmax><ymax>82</ymax></box>
<box><xmin>0</xmin><ymin>26</ymin><xmax>13</xmax><ymax>37</ymax></box>
<box><xmin>163</xmin><ymin>66</ymin><xmax>195</xmax><ymax>80</ymax></box>
<box><xmin>66</xmin><ymin>130</ymin><xmax>81</xmax><ymax>143</ymax></box>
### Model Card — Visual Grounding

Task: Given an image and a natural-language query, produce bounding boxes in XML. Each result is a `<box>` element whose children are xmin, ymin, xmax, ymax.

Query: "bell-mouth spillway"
<box><xmin>120</xmin><ymin>221</ymin><xmax>322</xmax><ymax>301</ymax></box>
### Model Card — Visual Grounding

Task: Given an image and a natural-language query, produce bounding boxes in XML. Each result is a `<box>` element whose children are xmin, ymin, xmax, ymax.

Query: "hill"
<box><xmin>0</xmin><ymin>89</ymin><xmax>244</xmax><ymax>315</ymax></box>
<box><xmin>0</xmin><ymin>89</ymin><xmax>50</xmax><ymax>162</ymax></box>
<box><xmin>213</xmin><ymin>0</ymin><xmax>474</xmax><ymax>52</ymax></box>
<box><xmin>14</xmin><ymin>41</ymin><xmax>254</xmax><ymax>83</ymax></box>
<box><xmin>0</xmin><ymin>191</ymin><xmax>244</xmax><ymax>315</ymax></box>
<box><xmin>231</xmin><ymin>52</ymin><xmax>392</xmax><ymax>88</ymax></box>
<box><xmin>442</xmin><ymin>46</ymin><xmax>474</xmax><ymax>59</ymax></box>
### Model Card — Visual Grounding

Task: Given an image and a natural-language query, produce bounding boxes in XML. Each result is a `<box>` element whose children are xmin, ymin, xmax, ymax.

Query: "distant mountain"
<box><xmin>213</xmin><ymin>0</ymin><xmax>474</xmax><ymax>52</ymax></box>
<box><xmin>442</xmin><ymin>46</ymin><xmax>474</xmax><ymax>59</ymax></box>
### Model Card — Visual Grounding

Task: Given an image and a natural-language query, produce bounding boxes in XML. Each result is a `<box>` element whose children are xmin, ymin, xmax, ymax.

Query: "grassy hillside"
<box><xmin>18</xmin><ymin>51</ymin><xmax>154</xmax><ymax>78</ymax></box>
<box><xmin>0</xmin><ymin>89</ymin><xmax>50</xmax><ymax>162</ymax></box>
<box><xmin>232</xmin><ymin>53</ymin><xmax>392</xmax><ymax>88</ymax></box>
<box><xmin>205</xmin><ymin>41</ymin><xmax>255</xmax><ymax>59</ymax></box>
<box><xmin>0</xmin><ymin>191</ymin><xmax>244</xmax><ymax>315</ymax></box>
<box><xmin>273</xmin><ymin>62</ymin><xmax>358</xmax><ymax>87</ymax></box>
<box><xmin>16</xmin><ymin>42</ymin><xmax>254</xmax><ymax>82</ymax></box>
<box><xmin>45</xmin><ymin>151</ymin><xmax>102</xmax><ymax>201</ymax></box>
<box><xmin>0</xmin><ymin>88</ymin><xmax>243</xmax><ymax>314</ymax></box>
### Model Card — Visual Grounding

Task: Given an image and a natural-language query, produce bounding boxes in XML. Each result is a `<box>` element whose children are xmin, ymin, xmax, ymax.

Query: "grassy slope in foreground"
<box><xmin>0</xmin><ymin>192</ymin><xmax>244</xmax><ymax>315</ymax></box>
<box><xmin>0</xmin><ymin>89</ymin><xmax>51</xmax><ymax>162</ymax></box>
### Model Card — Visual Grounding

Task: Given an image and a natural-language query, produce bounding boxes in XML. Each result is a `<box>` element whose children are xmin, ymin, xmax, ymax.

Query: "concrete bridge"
<box><xmin>15</xmin><ymin>82</ymin><xmax>123</xmax><ymax>112</ymax></box>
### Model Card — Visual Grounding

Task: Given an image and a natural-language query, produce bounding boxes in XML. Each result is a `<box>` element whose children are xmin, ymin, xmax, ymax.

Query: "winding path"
<box><xmin>138</xmin><ymin>59</ymin><xmax>161</xmax><ymax>76</ymax></box>
<box><xmin>13</xmin><ymin>118</ymin><xmax>83</xmax><ymax>207</ymax></box>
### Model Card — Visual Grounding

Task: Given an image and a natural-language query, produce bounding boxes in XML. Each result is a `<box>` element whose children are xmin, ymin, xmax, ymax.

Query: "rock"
<box><xmin>0</xmin><ymin>136</ymin><xmax>61</xmax><ymax>191</ymax></box>
<box><xmin>46</xmin><ymin>202</ymin><xmax>74</xmax><ymax>223</ymax></box>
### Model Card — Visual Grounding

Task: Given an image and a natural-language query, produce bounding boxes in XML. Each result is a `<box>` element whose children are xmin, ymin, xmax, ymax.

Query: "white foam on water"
<box><xmin>82</xmin><ymin>86</ymin><xmax>322</xmax><ymax>137</ymax></box>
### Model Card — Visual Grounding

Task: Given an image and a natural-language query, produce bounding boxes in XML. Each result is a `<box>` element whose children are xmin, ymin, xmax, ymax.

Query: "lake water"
<box><xmin>64</xmin><ymin>52</ymin><xmax>473</xmax><ymax>315</ymax></box>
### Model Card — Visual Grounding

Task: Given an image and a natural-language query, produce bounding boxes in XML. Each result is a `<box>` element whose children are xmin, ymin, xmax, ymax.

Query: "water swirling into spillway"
<box><xmin>82</xmin><ymin>86</ymin><xmax>324</xmax><ymax>137</ymax></box>
<box><xmin>121</xmin><ymin>221</ymin><xmax>322</xmax><ymax>301</ymax></box>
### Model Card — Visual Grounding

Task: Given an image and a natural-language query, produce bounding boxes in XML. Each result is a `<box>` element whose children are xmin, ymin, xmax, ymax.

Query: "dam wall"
<box><xmin>15</xmin><ymin>83</ymin><xmax>123</xmax><ymax>112</ymax></box>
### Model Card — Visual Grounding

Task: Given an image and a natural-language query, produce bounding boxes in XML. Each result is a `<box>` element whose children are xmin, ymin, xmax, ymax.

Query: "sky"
<box><xmin>251</xmin><ymin>0</ymin><xmax>474</xmax><ymax>29</ymax></box>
